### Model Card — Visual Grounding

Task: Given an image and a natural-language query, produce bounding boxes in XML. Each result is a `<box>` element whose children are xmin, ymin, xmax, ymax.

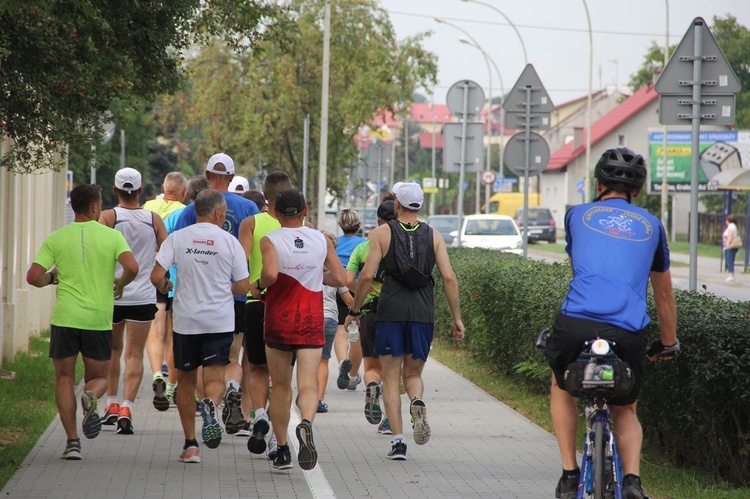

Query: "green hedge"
<box><xmin>433</xmin><ymin>248</ymin><xmax>750</xmax><ymax>486</ymax></box>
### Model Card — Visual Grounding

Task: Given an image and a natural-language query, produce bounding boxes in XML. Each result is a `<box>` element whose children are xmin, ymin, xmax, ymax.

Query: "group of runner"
<box><xmin>28</xmin><ymin>152</ymin><xmax>465</xmax><ymax>469</ymax></box>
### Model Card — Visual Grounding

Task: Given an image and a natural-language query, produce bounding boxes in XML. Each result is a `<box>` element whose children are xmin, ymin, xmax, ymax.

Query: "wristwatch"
<box><xmin>348</xmin><ymin>308</ymin><xmax>360</xmax><ymax>317</ymax></box>
<box><xmin>256</xmin><ymin>279</ymin><xmax>266</xmax><ymax>292</ymax></box>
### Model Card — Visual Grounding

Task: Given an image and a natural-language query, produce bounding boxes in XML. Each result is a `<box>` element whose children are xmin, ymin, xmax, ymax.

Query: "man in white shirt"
<box><xmin>151</xmin><ymin>189</ymin><xmax>250</xmax><ymax>464</ymax></box>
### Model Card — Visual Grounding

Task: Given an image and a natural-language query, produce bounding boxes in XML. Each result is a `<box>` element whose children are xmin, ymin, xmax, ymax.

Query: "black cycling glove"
<box><xmin>647</xmin><ymin>339</ymin><xmax>680</xmax><ymax>359</ymax></box>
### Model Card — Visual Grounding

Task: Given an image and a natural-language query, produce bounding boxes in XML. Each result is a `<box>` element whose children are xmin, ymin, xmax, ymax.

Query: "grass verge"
<box><xmin>0</xmin><ymin>332</ymin><xmax>82</xmax><ymax>490</ymax></box>
<box><xmin>430</xmin><ymin>338</ymin><xmax>747</xmax><ymax>499</ymax></box>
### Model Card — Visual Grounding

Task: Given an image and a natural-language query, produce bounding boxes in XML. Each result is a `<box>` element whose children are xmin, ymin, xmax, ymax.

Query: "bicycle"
<box><xmin>536</xmin><ymin>328</ymin><xmax>634</xmax><ymax>499</ymax></box>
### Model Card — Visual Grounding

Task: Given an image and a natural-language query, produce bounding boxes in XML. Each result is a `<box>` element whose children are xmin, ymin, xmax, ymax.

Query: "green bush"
<box><xmin>433</xmin><ymin>248</ymin><xmax>750</xmax><ymax>486</ymax></box>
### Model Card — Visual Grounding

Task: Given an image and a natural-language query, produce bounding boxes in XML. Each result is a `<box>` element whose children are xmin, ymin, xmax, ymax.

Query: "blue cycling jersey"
<box><xmin>561</xmin><ymin>197</ymin><xmax>670</xmax><ymax>332</ymax></box>
<box><xmin>174</xmin><ymin>192</ymin><xmax>258</xmax><ymax>302</ymax></box>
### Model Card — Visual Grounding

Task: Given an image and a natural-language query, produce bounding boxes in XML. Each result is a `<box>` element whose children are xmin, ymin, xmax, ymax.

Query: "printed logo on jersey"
<box><xmin>582</xmin><ymin>205</ymin><xmax>653</xmax><ymax>241</ymax></box>
<box><xmin>294</xmin><ymin>237</ymin><xmax>304</xmax><ymax>249</ymax></box>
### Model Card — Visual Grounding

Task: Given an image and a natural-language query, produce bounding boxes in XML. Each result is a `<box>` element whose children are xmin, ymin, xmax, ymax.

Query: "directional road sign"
<box><xmin>504</xmin><ymin>132</ymin><xmax>550</xmax><ymax>177</ymax></box>
<box><xmin>655</xmin><ymin>17</ymin><xmax>741</xmax><ymax>95</ymax></box>
<box><xmin>442</xmin><ymin>122</ymin><xmax>484</xmax><ymax>173</ymax></box>
<box><xmin>446</xmin><ymin>80</ymin><xmax>486</xmax><ymax>118</ymax></box>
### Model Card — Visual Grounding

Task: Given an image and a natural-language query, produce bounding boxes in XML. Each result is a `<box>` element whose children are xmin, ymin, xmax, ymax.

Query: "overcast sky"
<box><xmin>378</xmin><ymin>0</ymin><xmax>750</xmax><ymax>106</ymax></box>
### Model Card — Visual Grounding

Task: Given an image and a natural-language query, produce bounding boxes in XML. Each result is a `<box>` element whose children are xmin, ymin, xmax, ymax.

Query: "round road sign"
<box><xmin>481</xmin><ymin>170</ymin><xmax>496</xmax><ymax>185</ymax></box>
<box><xmin>446</xmin><ymin>80</ymin><xmax>486</xmax><ymax>118</ymax></box>
<box><xmin>504</xmin><ymin>132</ymin><xmax>550</xmax><ymax>177</ymax></box>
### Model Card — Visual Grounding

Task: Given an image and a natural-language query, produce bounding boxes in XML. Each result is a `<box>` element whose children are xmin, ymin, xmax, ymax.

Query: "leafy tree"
<box><xmin>160</xmin><ymin>0</ymin><xmax>437</xmax><ymax>216</ymax></box>
<box><xmin>0</xmin><ymin>0</ymin><xmax>277</xmax><ymax>173</ymax></box>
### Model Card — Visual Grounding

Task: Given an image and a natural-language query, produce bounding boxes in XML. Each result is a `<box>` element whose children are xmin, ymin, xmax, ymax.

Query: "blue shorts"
<box><xmin>375</xmin><ymin>321</ymin><xmax>433</xmax><ymax>361</ymax></box>
<box><xmin>322</xmin><ymin>318</ymin><xmax>337</xmax><ymax>360</ymax></box>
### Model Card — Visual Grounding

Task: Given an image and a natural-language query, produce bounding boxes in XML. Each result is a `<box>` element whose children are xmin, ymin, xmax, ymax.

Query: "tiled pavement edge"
<box><xmin>2</xmin><ymin>353</ymin><xmax>560</xmax><ymax>498</ymax></box>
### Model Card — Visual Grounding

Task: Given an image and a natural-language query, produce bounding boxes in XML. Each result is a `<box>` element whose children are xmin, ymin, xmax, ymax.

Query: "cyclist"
<box><xmin>543</xmin><ymin>148</ymin><xmax>679</xmax><ymax>499</ymax></box>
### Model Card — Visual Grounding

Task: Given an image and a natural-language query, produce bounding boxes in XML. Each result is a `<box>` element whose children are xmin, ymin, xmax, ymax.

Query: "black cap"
<box><xmin>377</xmin><ymin>200</ymin><xmax>396</xmax><ymax>221</ymax></box>
<box><xmin>275</xmin><ymin>188</ymin><xmax>306</xmax><ymax>217</ymax></box>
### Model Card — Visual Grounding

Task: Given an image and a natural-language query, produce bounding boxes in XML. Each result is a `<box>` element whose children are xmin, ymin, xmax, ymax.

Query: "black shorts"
<box><xmin>113</xmin><ymin>304</ymin><xmax>158</xmax><ymax>324</ymax></box>
<box><xmin>543</xmin><ymin>313</ymin><xmax>647</xmax><ymax>406</ymax></box>
<box><xmin>234</xmin><ymin>301</ymin><xmax>246</xmax><ymax>334</ymax></box>
<box><xmin>244</xmin><ymin>300</ymin><xmax>267</xmax><ymax>365</ymax></box>
<box><xmin>156</xmin><ymin>290</ymin><xmax>172</xmax><ymax>311</ymax></box>
<box><xmin>49</xmin><ymin>325</ymin><xmax>112</xmax><ymax>361</ymax></box>
<box><xmin>173</xmin><ymin>331</ymin><xmax>233</xmax><ymax>372</ymax></box>
<box><xmin>336</xmin><ymin>293</ymin><xmax>349</xmax><ymax>325</ymax></box>
<box><xmin>360</xmin><ymin>311</ymin><xmax>378</xmax><ymax>358</ymax></box>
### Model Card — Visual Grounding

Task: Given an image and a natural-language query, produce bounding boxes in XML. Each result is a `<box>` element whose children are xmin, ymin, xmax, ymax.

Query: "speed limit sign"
<box><xmin>481</xmin><ymin>169</ymin><xmax>496</xmax><ymax>185</ymax></box>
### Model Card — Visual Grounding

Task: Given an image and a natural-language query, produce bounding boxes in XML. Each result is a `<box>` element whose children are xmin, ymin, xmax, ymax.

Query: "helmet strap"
<box><xmin>594</xmin><ymin>188</ymin><xmax>632</xmax><ymax>203</ymax></box>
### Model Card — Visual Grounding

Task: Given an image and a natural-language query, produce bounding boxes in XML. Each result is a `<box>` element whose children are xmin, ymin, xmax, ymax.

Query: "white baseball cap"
<box><xmin>229</xmin><ymin>175</ymin><xmax>250</xmax><ymax>193</ymax></box>
<box><xmin>114</xmin><ymin>167</ymin><xmax>142</xmax><ymax>194</ymax></box>
<box><xmin>392</xmin><ymin>181</ymin><xmax>424</xmax><ymax>210</ymax></box>
<box><xmin>206</xmin><ymin>153</ymin><xmax>235</xmax><ymax>175</ymax></box>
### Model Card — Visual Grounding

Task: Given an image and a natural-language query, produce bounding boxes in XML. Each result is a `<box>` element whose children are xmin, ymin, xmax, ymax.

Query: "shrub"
<box><xmin>433</xmin><ymin>247</ymin><xmax>750</xmax><ymax>486</ymax></box>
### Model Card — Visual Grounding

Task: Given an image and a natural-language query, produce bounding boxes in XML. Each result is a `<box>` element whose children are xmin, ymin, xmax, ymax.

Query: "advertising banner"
<box><xmin>648</xmin><ymin>130</ymin><xmax>750</xmax><ymax>193</ymax></box>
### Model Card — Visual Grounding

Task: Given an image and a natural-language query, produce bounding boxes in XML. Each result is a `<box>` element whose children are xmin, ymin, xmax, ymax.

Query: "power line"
<box><xmin>388</xmin><ymin>10</ymin><xmax>680</xmax><ymax>39</ymax></box>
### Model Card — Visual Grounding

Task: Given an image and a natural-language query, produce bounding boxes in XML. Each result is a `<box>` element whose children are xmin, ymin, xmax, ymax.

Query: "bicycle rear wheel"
<box><xmin>593</xmin><ymin>420</ymin><xmax>605</xmax><ymax>499</ymax></box>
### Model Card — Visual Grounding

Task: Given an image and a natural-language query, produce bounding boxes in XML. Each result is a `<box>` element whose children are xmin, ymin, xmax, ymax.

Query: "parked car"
<box><xmin>427</xmin><ymin>214</ymin><xmax>461</xmax><ymax>246</ymax></box>
<box><xmin>356</xmin><ymin>208</ymin><xmax>378</xmax><ymax>236</ymax></box>
<box><xmin>450</xmin><ymin>214</ymin><xmax>524</xmax><ymax>254</ymax></box>
<box><xmin>515</xmin><ymin>207</ymin><xmax>556</xmax><ymax>243</ymax></box>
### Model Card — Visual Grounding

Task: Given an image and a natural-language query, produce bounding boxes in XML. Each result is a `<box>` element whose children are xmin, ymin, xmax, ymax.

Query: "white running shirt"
<box><xmin>113</xmin><ymin>207</ymin><xmax>157</xmax><ymax>306</ymax></box>
<box><xmin>156</xmin><ymin>223</ymin><xmax>249</xmax><ymax>334</ymax></box>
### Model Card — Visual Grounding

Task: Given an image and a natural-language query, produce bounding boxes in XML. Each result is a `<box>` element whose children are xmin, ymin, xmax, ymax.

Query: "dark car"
<box><xmin>357</xmin><ymin>208</ymin><xmax>378</xmax><ymax>236</ymax></box>
<box><xmin>427</xmin><ymin>215</ymin><xmax>461</xmax><ymax>246</ymax></box>
<box><xmin>515</xmin><ymin>207</ymin><xmax>556</xmax><ymax>243</ymax></box>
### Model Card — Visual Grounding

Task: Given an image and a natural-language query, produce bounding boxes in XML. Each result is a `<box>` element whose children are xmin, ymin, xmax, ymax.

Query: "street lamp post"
<box><xmin>461</xmin><ymin>0</ymin><xmax>528</xmax><ymax>65</ymax></box>
<box><xmin>582</xmin><ymin>0</ymin><xmax>593</xmax><ymax>203</ymax></box>
<box><xmin>317</xmin><ymin>0</ymin><xmax>332</xmax><ymax>228</ymax></box>
<box><xmin>660</xmin><ymin>1</ymin><xmax>670</xmax><ymax>238</ymax></box>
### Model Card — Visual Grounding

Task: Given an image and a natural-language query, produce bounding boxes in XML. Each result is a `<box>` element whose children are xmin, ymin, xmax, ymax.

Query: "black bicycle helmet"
<box><xmin>594</xmin><ymin>147</ymin><xmax>647</xmax><ymax>194</ymax></box>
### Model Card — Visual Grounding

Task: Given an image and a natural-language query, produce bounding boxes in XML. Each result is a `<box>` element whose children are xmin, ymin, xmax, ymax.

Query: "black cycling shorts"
<box><xmin>49</xmin><ymin>326</ymin><xmax>112</xmax><ymax>361</ymax></box>
<box><xmin>113</xmin><ymin>304</ymin><xmax>158</xmax><ymax>324</ymax></box>
<box><xmin>244</xmin><ymin>300</ymin><xmax>267</xmax><ymax>365</ymax></box>
<box><xmin>543</xmin><ymin>313</ymin><xmax>647</xmax><ymax>406</ymax></box>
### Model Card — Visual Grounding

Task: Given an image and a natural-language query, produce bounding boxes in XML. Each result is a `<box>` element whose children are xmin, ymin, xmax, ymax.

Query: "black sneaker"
<box><xmin>622</xmin><ymin>474</ymin><xmax>646</xmax><ymax>499</ymax></box>
<box><xmin>555</xmin><ymin>471</ymin><xmax>580</xmax><ymax>499</ymax></box>
<box><xmin>295</xmin><ymin>420</ymin><xmax>318</xmax><ymax>470</ymax></box>
<box><xmin>247</xmin><ymin>416</ymin><xmax>269</xmax><ymax>454</ymax></box>
<box><xmin>337</xmin><ymin>359</ymin><xmax>352</xmax><ymax>390</ymax></box>
<box><xmin>364</xmin><ymin>381</ymin><xmax>382</xmax><ymax>424</ymax></box>
<box><xmin>387</xmin><ymin>440</ymin><xmax>407</xmax><ymax>460</ymax></box>
<box><xmin>272</xmin><ymin>444</ymin><xmax>293</xmax><ymax>470</ymax></box>
<box><xmin>223</xmin><ymin>387</ymin><xmax>244</xmax><ymax>435</ymax></box>
<box><xmin>152</xmin><ymin>376</ymin><xmax>169</xmax><ymax>412</ymax></box>
<box><xmin>236</xmin><ymin>420</ymin><xmax>251</xmax><ymax>437</ymax></box>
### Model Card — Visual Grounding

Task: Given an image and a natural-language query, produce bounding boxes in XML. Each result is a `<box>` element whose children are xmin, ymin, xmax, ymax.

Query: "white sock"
<box><xmin>393</xmin><ymin>434</ymin><xmax>405</xmax><ymax>443</ymax></box>
<box><xmin>226</xmin><ymin>379</ymin><xmax>240</xmax><ymax>392</ymax></box>
<box><xmin>167</xmin><ymin>382</ymin><xmax>177</xmax><ymax>391</ymax></box>
<box><xmin>107</xmin><ymin>396</ymin><xmax>118</xmax><ymax>406</ymax></box>
<box><xmin>122</xmin><ymin>400</ymin><xmax>134</xmax><ymax>410</ymax></box>
<box><xmin>255</xmin><ymin>408</ymin><xmax>268</xmax><ymax>420</ymax></box>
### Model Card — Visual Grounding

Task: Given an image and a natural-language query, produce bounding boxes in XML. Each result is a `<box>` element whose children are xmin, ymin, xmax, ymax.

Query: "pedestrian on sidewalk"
<box><xmin>345</xmin><ymin>182</ymin><xmax>464</xmax><ymax>461</ymax></box>
<box><xmin>723</xmin><ymin>214</ymin><xmax>741</xmax><ymax>282</ymax></box>
<box><xmin>26</xmin><ymin>184</ymin><xmax>138</xmax><ymax>460</ymax></box>
<box><xmin>151</xmin><ymin>189</ymin><xmax>251</xmax><ymax>463</ymax></box>
<box><xmin>99</xmin><ymin>168</ymin><xmax>167</xmax><ymax>434</ymax></box>
<box><xmin>258</xmin><ymin>188</ymin><xmax>346</xmax><ymax>471</ymax></box>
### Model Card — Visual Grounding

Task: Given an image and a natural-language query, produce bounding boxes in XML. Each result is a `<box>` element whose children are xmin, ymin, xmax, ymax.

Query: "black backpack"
<box><xmin>386</xmin><ymin>220</ymin><xmax>435</xmax><ymax>289</ymax></box>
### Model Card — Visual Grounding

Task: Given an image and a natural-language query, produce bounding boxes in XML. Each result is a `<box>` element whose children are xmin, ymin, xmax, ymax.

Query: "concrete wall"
<box><xmin>0</xmin><ymin>137</ymin><xmax>67</xmax><ymax>362</ymax></box>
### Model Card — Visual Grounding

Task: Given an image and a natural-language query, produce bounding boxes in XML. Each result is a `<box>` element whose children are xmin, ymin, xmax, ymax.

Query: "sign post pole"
<box><xmin>456</xmin><ymin>82</ymin><xmax>470</xmax><ymax>247</ymax></box>
<box><xmin>688</xmin><ymin>23</ymin><xmax>703</xmax><ymax>291</ymax></box>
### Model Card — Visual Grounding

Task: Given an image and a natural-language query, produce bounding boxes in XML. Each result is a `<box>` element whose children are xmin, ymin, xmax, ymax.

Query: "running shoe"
<box><xmin>236</xmin><ymin>420</ymin><xmax>251</xmax><ymax>437</ymax></box>
<box><xmin>336</xmin><ymin>359</ymin><xmax>352</xmax><ymax>390</ymax></box>
<box><xmin>195</xmin><ymin>396</ymin><xmax>203</xmax><ymax>414</ymax></box>
<box><xmin>621</xmin><ymin>474</ymin><xmax>646</xmax><ymax>499</ymax></box>
<box><xmin>223</xmin><ymin>386</ymin><xmax>244</xmax><ymax>435</ymax></box>
<box><xmin>166</xmin><ymin>385</ymin><xmax>176</xmax><ymax>405</ymax></box>
<box><xmin>555</xmin><ymin>471</ymin><xmax>580</xmax><ymax>499</ymax></box>
<box><xmin>102</xmin><ymin>403</ymin><xmax>120</xmax><ymax>426</ymax></box>
<box><xmin>267</xmin><ymin>435</ymin><xmax>278</xmax><ymax>461</ymax></box>
<box><xmin>317</xmin><ymin>401</ymin><xmax>329</xmax><ymax>413</ymax></box>
<box><xmin>347</xmin><ymin>374</ymin><xmax>362</xmax><ymax>391</ymax></box>
<box><xmin>178</xmin><ymin>445</ymin><xmax>201</xmax><ymax>464</ymax></box>
<box><xmin>116</xmin><ymin>406</ymin><xmax>133</xmax><ymax>435</ymax></box>
<box><xmin>410</xmin><ymin>397</ymin><xmax>431</xmax><ymax>445</ymax></box>
<box><xmin>152</xmin><ymin>374</ymin><xmax>169</xmax><ymax>412</ymax></box>
<box><xmin>80</xmin><ymin>391</ymin><xmax>102</xmax><ymax>439</ymax></box>
<box><xmin>61</xmin><ymin>439</ymin><xmax>81</xmax><ymax>460</ymax></box>
<box><xmin>377</xmin><ymin>417</ymin><xmax>392</xmax><ymax>435</ymax></box>
<box><xmin>272</xmin><ymin>444</ymin><xmax>292</xmax><ymax>470</ymax></box>
<box><xmin>364</xmin><ymin>381</ymin><xmax>382</xmax><ymax>424</ymax></box>
<box><xmin>387</xmin><ymin>440</ymin><xmax>407</xmax><ymax>460</ymax></box>
<box><xmin>295</xmin><ymin>420</ymin><xmax>318</xmax><ymax>470</ymax></box>
<box><xmin>247</xmin><ymin>416</ymin><xmax>269</xmax><ymax>454</ymax></box>
<box><xmin>200</xmin><ymin>398</ymin><xmax>222</xmax><ymax>449</ymax></box>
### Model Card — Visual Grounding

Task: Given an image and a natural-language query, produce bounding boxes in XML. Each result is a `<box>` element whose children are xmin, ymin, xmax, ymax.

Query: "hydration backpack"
<box><xmin>386</xmin><ymin>220</ymin><xmax>435</xmax><ymax>289</ymax></box>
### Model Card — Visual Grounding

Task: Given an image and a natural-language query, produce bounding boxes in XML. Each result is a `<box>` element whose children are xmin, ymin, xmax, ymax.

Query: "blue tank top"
<box><xmin>561</xmin><ymin>198</ymin><xmax>670</xmax><ymax>332</ymax></box>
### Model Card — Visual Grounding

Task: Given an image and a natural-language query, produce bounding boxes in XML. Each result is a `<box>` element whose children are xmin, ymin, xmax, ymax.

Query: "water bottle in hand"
<box><xmin>347</xmin><ymin>322</ymin><xmax>360</xmax><ymax>343</ymax></box>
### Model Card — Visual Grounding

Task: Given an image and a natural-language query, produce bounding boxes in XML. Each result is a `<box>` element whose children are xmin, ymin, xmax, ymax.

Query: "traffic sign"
<box><xmin>423</xmin><ymin>177</ymin><xmax>437</xmax><ymax>189</ymax></box>
<box><xmin>365</xmin><ymin>142</ymin><xmax>392</xmax><ymax>167</ymax></box>
<box><xmin>504</xmin><ymin>132</ymin><xmax>550</xmax><ymax>177</ymax></box>
<box><xmin>446</xmin><ymin>80</ymin><xmax>486</xmax><ymax>118</ymax></box>
<box><xmin>658</xmin><ymin>94</ymin><xmax>736</xmax><ymax>125</ymax></box>
<box><xmin>504</xmin><ymin>111</ymin><xmax>551</xmax><ymax>131</ymax></box>
<box><xmin>655</xmin><ymin>17</ymin><xmax>740</xmax><ymax>95</ymax></box>
<box><xmin>576</xmin><ymin>179</ymin><xmax>585</xmax><ymax>196</ymax></box>
<box><xmin>502</xmin><ymin>64</ymin><xmax>555</xmax><ymax>114</ymax></box>
<box><xmin>481</xmin><ymin>170</ymin><xmax>496</xmax><ymax>185</ymax></box>
<box><xmin>442</xmin><ymin>122</ymin><xmax>484</xmax><ymax>173</ymax></box>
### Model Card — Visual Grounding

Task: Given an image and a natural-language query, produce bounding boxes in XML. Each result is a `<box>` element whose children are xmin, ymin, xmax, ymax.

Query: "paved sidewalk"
<box><xmin>2</xmin><ymin>357</ymin><xmax>561</xmax><ymax>498</ymax></box>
